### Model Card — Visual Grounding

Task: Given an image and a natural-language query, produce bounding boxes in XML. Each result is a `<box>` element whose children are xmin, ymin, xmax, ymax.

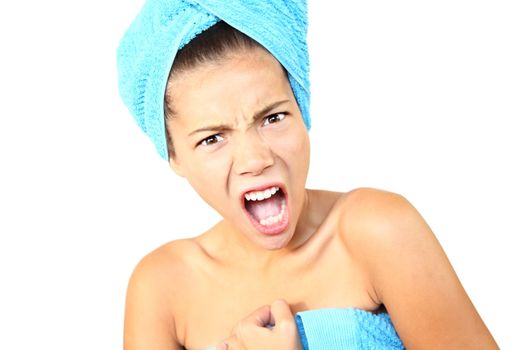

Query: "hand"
<box><xmin>217</xmin><ymin>299</ymin><xmax>302</xmax><ymax>350</ymax></box>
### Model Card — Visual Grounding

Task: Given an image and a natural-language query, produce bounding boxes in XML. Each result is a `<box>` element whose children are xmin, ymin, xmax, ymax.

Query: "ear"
<box><xmin>168</xmin><ymin>153</ymin><xmax>186</xmax><ymax>178</ymax></box>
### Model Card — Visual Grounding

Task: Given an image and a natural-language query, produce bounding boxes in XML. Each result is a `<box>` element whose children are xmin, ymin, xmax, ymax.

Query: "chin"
<box><xmin>253</xmin><ymin>225</ymin><xmax>295</xmax><ymax>251</ymax></box>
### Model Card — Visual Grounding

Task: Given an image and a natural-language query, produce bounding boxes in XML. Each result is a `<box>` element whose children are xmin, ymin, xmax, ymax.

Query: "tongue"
<box><xmin>246</xmin><ymin>194</ymin><xmax>282</xmax><ymax>221</ymax></box>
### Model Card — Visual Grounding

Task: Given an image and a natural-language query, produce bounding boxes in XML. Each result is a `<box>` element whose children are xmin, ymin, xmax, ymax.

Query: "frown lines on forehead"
<box><xmin>188</xmin><ymin>99</ymin><xmax>291</xmax><ymax>137</ymax></box>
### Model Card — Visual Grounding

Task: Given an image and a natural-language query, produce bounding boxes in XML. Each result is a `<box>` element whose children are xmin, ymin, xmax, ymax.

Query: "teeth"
<box><xmin>259</xmin><ymin>199</ymin><xmax>286</xmax><ymax>226</ymax></box>
<box><xmin>244</xmin><ymin>186</ymin><xmax>280</xmax><ymax>202</ymax></box>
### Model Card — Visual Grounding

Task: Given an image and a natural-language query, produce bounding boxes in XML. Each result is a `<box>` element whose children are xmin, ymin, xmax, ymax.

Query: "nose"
<box><xmin>233</xmin><ymin>133</ymin><xmax>274</xmax><ymax>176</ymax></box>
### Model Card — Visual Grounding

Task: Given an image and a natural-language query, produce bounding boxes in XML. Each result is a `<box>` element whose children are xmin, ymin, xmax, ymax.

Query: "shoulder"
<box><xmin>337</xmin><ymin>187</ymin><xmax>425</xmax><ymax>252</ymax></box>
<box><xmin>336</xmin><ymin>187</ymin><xmax>431</xmax><ymax>288</ymax></box>
<box><xmin>339</xmin><ymin>187</ymin><xmax>415</xmax><ymax>220</ymax></box>
<box><xmin>127</xmin><ymin>238</ymin><xmax>205</xmax><ymax>302</ymax></box>
<box><xmin>336</xmin><ymin>187</ymin><xmax>435</xmax><ymax>287</ymax></box>
<box><xmin>124</xmin><ymin>239</ymin><xmax>204</xmax><ymax>349</ymax></box>
<box><xmin>336</xmin><ymin>188</ymin><xmax>498</xmax><ymax>348</ymax></box>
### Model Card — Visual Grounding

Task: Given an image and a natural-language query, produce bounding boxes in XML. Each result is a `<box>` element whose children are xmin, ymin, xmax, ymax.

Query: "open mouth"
<box><xmin>242</xmin><ymin>185</ymin><xmax>289</xmax><ymax>235</ymax></box>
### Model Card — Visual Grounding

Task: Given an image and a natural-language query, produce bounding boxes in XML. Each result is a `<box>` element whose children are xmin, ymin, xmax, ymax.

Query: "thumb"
<box><xmin>242</xmin><ymin>304</ymin><xmax>273</xmax><ymax>328</ymax></box>
<box><xmin>270</xmin><ymin>299</ymin><xmax>294</xmax><ymax>325</ymax></box>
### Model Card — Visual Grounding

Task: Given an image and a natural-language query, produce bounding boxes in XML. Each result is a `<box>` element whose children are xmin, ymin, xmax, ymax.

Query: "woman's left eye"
<box><xmin>263</xmin><ymin>112</ymin><xmax>286</xmax><ymax>126</ymax></box>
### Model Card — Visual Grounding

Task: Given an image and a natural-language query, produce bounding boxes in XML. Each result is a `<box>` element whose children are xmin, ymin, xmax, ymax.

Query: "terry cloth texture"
<box><xmin>117</xmin><ymin>0</ymin><xmax>310</xmax><ymax>160</ymax></box>
<box><xmin>295</xmin><ymin>308</ymin><xmax>405</xmax><ymax>350</ymax></box>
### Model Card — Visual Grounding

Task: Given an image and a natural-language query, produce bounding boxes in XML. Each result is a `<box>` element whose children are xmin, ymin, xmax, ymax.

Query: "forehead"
<box><xmin>167</xmin><ymin>48</ymin><xmax>293</xmax><ymax>127</ymax></box>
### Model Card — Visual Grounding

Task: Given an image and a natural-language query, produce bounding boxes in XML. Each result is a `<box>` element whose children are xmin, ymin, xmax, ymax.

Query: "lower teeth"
<box><xmin>259</xmin><ymin>199</ymin><xmax>286</xmax><ymax>226</ymax></box>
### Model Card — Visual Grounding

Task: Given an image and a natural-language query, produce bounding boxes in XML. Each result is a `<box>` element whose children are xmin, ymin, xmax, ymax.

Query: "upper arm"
<box><xmin>124</xmin><ymin>254</ymin><xmax>181</xmax><ymax>350</ymax></box>
<box><xmin>340</xmin><ymin>188</ymin><xmax>498</xmax><ymax>349</ymax></box>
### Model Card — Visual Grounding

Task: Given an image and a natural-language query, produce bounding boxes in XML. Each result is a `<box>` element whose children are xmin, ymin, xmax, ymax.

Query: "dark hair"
<box><xmin>164</xmin><ymin>22</ymin><xmax>263</xmax><ymax>156</ymax></box>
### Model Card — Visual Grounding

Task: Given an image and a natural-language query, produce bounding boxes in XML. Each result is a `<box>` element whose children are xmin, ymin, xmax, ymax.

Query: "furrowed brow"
<box><xmin>187</xmin><ymin>99</ymin><xmax>291</xmax><ymax>137</ymax></box>
<box><xmin>188</xmin><ymin>124</ymin><xmax>231</xmax><ymax>137</ymax></box>
<box><xmin>252</xmin><ymin>99</ymin><xmax>290</xmax><ymax>122</ymax></box>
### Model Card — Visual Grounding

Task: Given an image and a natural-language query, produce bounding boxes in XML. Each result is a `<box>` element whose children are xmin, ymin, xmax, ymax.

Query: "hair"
<box><xmin>163</xmin><ymin>21</ymin><xmax>264</xmax><ymax>157</ymax></box>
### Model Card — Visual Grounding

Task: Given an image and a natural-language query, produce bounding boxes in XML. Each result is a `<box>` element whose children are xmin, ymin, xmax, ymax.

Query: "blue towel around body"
<box><xmin>117</xmin><ymin>0</ymin><xmax>310</xmax><ymax>160</ymax></box>
<box><xmin>295</xmin><ymin>308</ymin><xmax>404</xmax><ymax>350</ymax></box>
<box><xmin>205</xmin><ymin>308</ymin><xmax>404</xmax><ymax>350</ymax></box>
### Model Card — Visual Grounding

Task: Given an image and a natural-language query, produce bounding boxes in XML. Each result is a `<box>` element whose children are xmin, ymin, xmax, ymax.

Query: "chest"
<box><xmin>177</xmin><ymin>240</ymin><xmax>376</xmax><ymax>349</ymax></box>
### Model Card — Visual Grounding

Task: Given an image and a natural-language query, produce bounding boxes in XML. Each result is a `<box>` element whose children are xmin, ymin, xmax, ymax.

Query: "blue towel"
<box><xmin>295</xmin><ymin>308</ymin><xmax>404</xmax><ymax>349</ymax></box>
<box><xmin>117</xmin><ymin>0</ymin><xmax>310</xmax><ymax>160</ymax></box>
<box><xmin>205</xmin><ymin>308</ymin><xmax>404</xmax><ymax>350</ymax></box>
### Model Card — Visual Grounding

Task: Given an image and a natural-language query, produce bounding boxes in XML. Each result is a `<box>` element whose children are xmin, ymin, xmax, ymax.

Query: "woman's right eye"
<box><xmin>198</xmin><ymin>134</ymin><xmax>224</xmax><ymax>147</ymax></box>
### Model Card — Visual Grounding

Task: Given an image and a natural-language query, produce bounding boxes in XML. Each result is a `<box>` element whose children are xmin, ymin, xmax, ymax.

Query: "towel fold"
<box><xmin>117</xmin><ymin>0</ymin><xmax>310</xmax><ymax>160</ymax></box>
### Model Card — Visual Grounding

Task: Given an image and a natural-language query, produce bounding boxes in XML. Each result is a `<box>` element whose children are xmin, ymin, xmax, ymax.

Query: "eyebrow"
<box><xmin>188</xmin><ymin>99</ymin><xmax>290</xmax><ymax>137</ymax></box>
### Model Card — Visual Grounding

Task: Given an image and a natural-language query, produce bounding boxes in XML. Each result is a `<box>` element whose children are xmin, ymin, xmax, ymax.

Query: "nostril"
<box><xmin>235</xmin><ymin>155</ymin><xmax>274</xmax><ymax>176</ymax></box>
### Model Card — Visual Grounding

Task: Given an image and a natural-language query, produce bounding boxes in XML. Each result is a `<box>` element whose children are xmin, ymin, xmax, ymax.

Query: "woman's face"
<box><xmin>166</xmin><ymin>47</ymin><xmax>310</xmax><ymax>250</ymax></box>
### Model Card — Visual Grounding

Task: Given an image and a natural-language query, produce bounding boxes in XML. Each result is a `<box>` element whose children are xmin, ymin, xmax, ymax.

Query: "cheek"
<box><xmin>184</xmin><ymin>152</ymin><xmax>232</xmax><ymax>203</ymax></box>
<box><xmin>268</xmin><ymin>125</ymin><xmax>310</xmax><ymax>168</ymax></box>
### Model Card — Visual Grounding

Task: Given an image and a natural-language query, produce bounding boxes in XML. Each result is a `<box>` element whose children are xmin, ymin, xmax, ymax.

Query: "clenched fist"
<box><xmin>217</xmin><ymin>299</ymin><xmax>302</xmax><ymax>350</ymax></box>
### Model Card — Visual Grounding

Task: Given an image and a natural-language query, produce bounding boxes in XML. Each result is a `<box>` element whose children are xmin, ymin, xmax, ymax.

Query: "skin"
<box><xmin>123</xmin><ymin>47</ymin><xmax>499</xmax><ymax>350</ymax></box>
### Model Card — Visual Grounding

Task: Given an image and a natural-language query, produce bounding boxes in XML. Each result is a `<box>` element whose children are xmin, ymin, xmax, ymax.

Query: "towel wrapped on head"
<box><xmin>117</xmin><ymin>0</ymin><xmax>310</xmax><ymax>160</ymax></box>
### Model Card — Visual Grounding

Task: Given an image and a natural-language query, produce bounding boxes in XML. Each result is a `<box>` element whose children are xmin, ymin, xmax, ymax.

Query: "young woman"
<box><xmin>118</xmin><ymin>2</ymin><xmax>498</xmax><ymax>349</ymax></box>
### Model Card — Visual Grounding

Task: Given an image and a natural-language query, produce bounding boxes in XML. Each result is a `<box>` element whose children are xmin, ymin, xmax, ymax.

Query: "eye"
<box><xmin>263</xmin><ymin>112</ymin><xmax>287</xmax><ymax>126</ymax></box>
<box><xmin>198</xmin><ymin>134</ymin><xmax>224</xmax><ymax>147</ymax></box>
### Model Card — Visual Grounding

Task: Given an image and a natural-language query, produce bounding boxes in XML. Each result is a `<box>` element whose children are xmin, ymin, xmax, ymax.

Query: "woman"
<box><xmin>117</xmin><ymin>1</ymin><xmax>498</xmax><ymax>349</ymax></box>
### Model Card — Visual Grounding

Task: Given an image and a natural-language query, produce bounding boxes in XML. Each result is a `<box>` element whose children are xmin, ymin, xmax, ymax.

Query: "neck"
<box><xmin>215</xmin><ymin>189</ymin><xmax>324</xmax><ymax>270</ymax></box>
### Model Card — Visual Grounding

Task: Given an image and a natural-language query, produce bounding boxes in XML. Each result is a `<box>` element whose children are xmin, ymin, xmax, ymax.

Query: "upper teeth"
<box><xmin>244</xmin><ymin>186</ymin><xmax>279</xmax><ymax>201</ymax></box>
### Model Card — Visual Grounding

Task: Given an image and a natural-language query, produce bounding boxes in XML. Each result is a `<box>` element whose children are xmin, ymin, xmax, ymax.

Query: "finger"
<box><xmin>270</xmin><ymin>299</ymin><xmax>294</xmax><ymax>324</ymax></box>
<box><xmin>240</xmin><ymin>304</ymin><xmax>272</xmax><ymax>328</ymax></box>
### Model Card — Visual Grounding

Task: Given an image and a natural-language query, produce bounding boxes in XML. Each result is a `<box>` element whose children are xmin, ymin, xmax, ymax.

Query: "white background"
<box><xmin>0</xmin><ymin>0</ymin><xmax>523</xmax><ymax>349</ymax></box>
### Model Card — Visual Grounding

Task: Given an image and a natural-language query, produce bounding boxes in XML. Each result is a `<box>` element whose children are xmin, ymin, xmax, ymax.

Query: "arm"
<box><xmin>340</xmin><ymin>188</ymin><xmax>499</xmax><ymax>349</ymax></box>
<box><xmin>124</xmin><ymin>254</ymin><xmax>181</xmax><ymax>350</ymax></box>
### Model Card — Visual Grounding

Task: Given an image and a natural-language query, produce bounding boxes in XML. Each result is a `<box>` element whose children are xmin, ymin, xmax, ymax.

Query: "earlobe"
<box><xmin>168</xmin><ymin>155</ymin><xmax>186</xmax><ymax>177</ymax></box>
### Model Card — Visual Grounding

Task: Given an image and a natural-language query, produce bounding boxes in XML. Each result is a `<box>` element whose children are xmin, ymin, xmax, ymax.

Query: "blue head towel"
<box><xmin>117</xmin><ymin>0</ymin><xmax>310</xmax><ymax>160</ymax></box>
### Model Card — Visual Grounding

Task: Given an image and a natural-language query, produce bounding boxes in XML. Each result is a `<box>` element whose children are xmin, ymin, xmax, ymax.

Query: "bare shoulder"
<box><xmin>132</xmin><ymin>238</ymin><xmax>205</xmax><ymax>282</ymax></box>
<box><xmin>126</xmin><ymin>238</ymin><xmax>208</xmax><ymax>315</ymax></box>
<box><xmin>336</xmin><ymin>187</ymin><xmax>429</xmax><ymax>290</ymax></box>
<box><xmin>336</xmin><ymin>187</ymin><xmax>498</xmax><ymax>349</ymax></box>
<box><xmin>338</xmin><ymin>186</ymin><xmax>413</xmax><ymax>218</ymax></box>
<box><xmin>124</xmin><ymin>238</ymin><xmax>204</xmax><ymax>350</ymax></box>
<box><xmin>336</xmin><ymin>187</ymin><xmax>421</xmax><ymax>253</ymax></box>
<box><xmin>336</xmin><ymin>187</ymin><xmax>439</xmax><ymax>300</ymax></box>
